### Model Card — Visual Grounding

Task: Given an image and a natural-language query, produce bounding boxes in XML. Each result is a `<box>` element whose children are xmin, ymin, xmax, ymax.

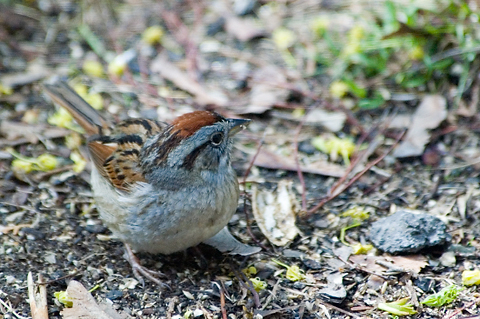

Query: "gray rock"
<box><xmin>369</xmin><ymin>210</ymin><xmax>451</xmax><ymax>254</ymax></box>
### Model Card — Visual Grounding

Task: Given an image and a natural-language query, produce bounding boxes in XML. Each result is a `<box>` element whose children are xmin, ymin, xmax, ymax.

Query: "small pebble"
<box><xmin>106</xmin><ymin>290</ymin><xmax>123</xmax><ymax>300</ymax></box>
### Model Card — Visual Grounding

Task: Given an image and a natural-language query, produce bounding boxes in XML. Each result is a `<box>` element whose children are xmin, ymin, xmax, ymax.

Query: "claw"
<box><xmin>124</xmin><ymin>244</ymin><xmax>170</xmax><ymax>289</ymax></box>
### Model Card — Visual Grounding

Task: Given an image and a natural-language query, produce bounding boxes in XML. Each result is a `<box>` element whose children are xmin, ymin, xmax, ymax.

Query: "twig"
<box><xmin>305</xmin><ymin>130</ymin><xmax>406</xmax><ymax>217</ymax></box>
<box><xmin>28</xmin><ymin>272</ymin><xmax>49</xmax><ymax>319</ymax></box>
<box><xmin>293</xmin><ymin>107</ymin><xmax>314</xmax><ymax>212</ymax></box>
<box><xmin>219</xmin><ymin>284</ymin><xmax>228</xmax><ymax>319</ymax></box>
<box><xmin>319</xmin><ymin>301</ymin><xmax>361</xmax><ymax>318</ymax></box>
<box><xmin>37</xmin><ymin>271</ymin><xmax>80</xmax><ymax>286</ymax></box>
<box><xmin>242</xmin><ymin>132</ymin><xmax>268</xmax><ymax>250</ymax></box>
<box><xmin>442</xmin><ymin>297</ymin><xmax>480</xmax><ymax>319</ymax></box>
<box><xmin>231</xmin><ymin>264</ymin><xmax>261</xmax><ymax>309</ymax></box>
<box><xmin>0</xmin><ymin>297</ymin><xmax>29</xmax><ymax>319</ymax></box>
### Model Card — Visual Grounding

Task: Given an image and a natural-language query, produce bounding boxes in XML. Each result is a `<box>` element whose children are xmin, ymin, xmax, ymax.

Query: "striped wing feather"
<box><xmin>88</xmin><ymin>118</ymin><xmax>165</xmax><ymax>191</ymax></box>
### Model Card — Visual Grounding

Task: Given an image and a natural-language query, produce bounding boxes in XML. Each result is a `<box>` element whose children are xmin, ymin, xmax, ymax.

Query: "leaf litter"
<box><xmin>0</xmin><ymin>1</ymin><xmax>479</xmax><ymax>319</ymax></box>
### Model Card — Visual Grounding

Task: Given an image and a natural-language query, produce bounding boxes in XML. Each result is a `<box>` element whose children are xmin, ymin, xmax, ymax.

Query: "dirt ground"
<box><xmin>1</xmin><ymin>1</ymin><xmax>480</xmax><ymax>318</ymax></box>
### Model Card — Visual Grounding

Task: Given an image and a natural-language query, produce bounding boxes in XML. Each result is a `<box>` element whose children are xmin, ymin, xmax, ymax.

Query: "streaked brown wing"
<box><xmin>88</xmin><ymin>118</ymin><xmax>166</xmax><ymax>191</ymax></box>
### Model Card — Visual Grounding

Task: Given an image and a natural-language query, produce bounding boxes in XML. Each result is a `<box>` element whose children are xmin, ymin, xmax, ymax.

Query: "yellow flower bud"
<box><xmin>272</xmin><ymin>28</ymin><xmax>296</xmax><ymax>50</ymax></box>
<box><xmin>12</xmin><ymin>159</ymin><xmax>33</xmax><ymax>174</ymax></box>
<box><xmin>85</xmin><ymin>93</ymin><xmax>104</xmax><ymax>110</ymax></box>
<box><xmin>36</xmin><ymin>154</ymin><xmax>58</xmax><ymax>171</ymax></box>
<box><xmin>108</xmin><ymin>59</ymin><xmax>127</xmax><ymax>76</ymax></box>
<box><xmin>82</xmin><ymin>60</ymin><xmax>104</xmax><ymax>78</ymax></box>
<box><xmin>330</xmin><ymin>81</ymin><xmax>349</xmax><ymax>98</ymax></box>
<box><xmin>142</xmin><ymin>25</ymin><xmax>164</xmax><ymax>45</ymax></box>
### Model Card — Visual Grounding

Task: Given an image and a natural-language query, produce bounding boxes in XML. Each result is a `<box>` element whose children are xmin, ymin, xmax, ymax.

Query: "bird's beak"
<box><xmin>228</xmin><ymin>118</ymin><xmax>251</xmax><ymax>136</ymax></box>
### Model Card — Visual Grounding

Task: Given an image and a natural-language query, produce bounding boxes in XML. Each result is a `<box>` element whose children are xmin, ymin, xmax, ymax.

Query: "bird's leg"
<box><xmin>123</xmin><ymin>244</ymin><xmax>170</xmax><ymax>289</ymax></box>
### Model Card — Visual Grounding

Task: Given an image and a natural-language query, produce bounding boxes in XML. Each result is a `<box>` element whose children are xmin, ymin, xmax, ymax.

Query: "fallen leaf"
<box><xmin>272</xmin><ymin>109</ymin><xmax>347</xmax><ymax>132</ymax></box>
<box><xmin>393</xmin><ymin>95</ymin><xmax>447</xmax><ymax>157</ymax></box>
<box><xmin>318</xmin><ymin>272</ymin><xmax>347</xmax><ymax>304</ymax></box>
<box><xmin>251</xmin><ymin>180</ymin><xmax>300</xmax><ymax>246</ymax></box>
<box><xmin>253</xmin><ymin>148</ymin><xmax>346</xmax><ymax>177</ymax></box>
<box><xmin>150</xmin><ymin>54</ymin><xmax>228</xmax><ymax>106</ymax></box>
<box><xmin>62</xmin><ymin>280</ymin><xmax>130</xmax><ymax>319</ymax></box>
<box><xmin>0</xmin><ymin>61</ymin><xmax>49</xmax><ymax>88</ymax></box>
<box><xmin>349</xmin><ymin>255</ymin><xmax>428</xmax><ymax>275</ymax></box>
<box><xmin>224</xmin><ymin>16</ymin><xmax>267</xmax><ymax>42</ymax></box>
<box><xmin>0</xmin><ymin>121</ymin><xmax>70</xmax><ymax>144</ymax></box>
<box><xmin>240</xmin><ymin>65</ymin><xmax>290</xmax><ymax>114</ymax></box>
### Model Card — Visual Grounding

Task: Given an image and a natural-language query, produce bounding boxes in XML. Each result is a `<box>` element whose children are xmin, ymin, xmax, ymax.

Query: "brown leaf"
<box><xmin>0</xmin><ymin>121</ymin><xmax>70</xmax><ymax>145</ymax></box>
<box><xmin>393</xmin><ymin>95</ymin><xmax>447</xmax><ymax>157</ymax></box>
<box><xmin>224</xmin><ymin>16</ymin><xmax>267</xmax><ymax>42</ymax></box>
<box><xmin>150</xmin><ymin>54</ymin><xmax>228</xmax><ymax>106</ymax></box>
<box><xmin>62</xmin><ymin>280</ymin><xmax>130</xmax><ymax>319</ymax></box>
<box><xmin>239</xmin><ymin>65</ymin><xmax>290</xmax><ymax>114</ymax></box>
<box><xmin>349</xmin><ymin>255</ymin><xmax>428</xmax><ymax>275</ymax></box>
<box><xmin>253</xmin><ymin>148</ymin><xmax>346</xmax><ymax>177</ymax></box>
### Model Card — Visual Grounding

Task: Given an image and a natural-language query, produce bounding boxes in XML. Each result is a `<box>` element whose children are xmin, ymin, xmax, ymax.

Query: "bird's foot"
<box><xmin>124</xmin><ymin>244</ymin><xmax>170</xmax><ymax>289</ymax></box>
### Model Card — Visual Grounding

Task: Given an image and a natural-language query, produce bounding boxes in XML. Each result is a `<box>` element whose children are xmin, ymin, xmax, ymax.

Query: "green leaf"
<box><xmin>421</xmin><ymin>285</ymin><xmax>464</xmax><ymax>307</ymax></box>
<box><xmin>358</xmin><ymin>96</ymin><xmax>386</xmax><ymax>109</ymax></box>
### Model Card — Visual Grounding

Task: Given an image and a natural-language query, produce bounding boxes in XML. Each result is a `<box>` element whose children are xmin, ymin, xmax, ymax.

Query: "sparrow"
<box><xmin>44</xmin><ymin>81</ymin><xmax>251</xmax><ymax>286</ymax></box>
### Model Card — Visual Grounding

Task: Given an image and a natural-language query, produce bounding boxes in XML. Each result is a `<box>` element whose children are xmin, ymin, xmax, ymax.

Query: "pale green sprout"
<box><xmin>250</xmin><ymin>277</ymin><xmax>267</xmax><ymax>292</ymax></box>
<box><xmin>339</xmin><ymin>223</ymin><xmax>373</xmax><ymax>255</ymax></box>
<box><xmin>311</xmin><ymin>136</ymin><xmax>356</xmax><ymax>166</ymax></box>
<box><xmin>54</xmin><ymin>291</ymin><xmax>73</xmax><ymax>308</ymax></box>
<box><xmin>378</xmin><ymin>297</ymin><xmax>417</xmax><ymax>316</ymax></box>
<box><xmin>272</xmin><ymin>259</ymin><xmax>305</xmax><ymax>282</ymax></box>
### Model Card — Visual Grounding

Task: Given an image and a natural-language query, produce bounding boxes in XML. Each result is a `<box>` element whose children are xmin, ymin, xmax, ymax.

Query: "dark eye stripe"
<box><xmin>181</xmin><ymin>142</ymin><xmax>209</xmax><ymax>170</ymax></box>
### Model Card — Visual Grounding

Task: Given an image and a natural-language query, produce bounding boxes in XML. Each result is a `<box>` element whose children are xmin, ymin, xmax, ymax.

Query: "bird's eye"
<box><xmin>210</xmin><ymin>132</ymin><xmax>224</xmax><ymax>146</ymax></box>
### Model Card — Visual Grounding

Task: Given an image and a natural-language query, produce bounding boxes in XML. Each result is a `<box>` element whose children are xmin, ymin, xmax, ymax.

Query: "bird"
<box><xmin>44</xmin><ymin>81</ymin><xmax>251</xmax><ymax>286</ymax></box>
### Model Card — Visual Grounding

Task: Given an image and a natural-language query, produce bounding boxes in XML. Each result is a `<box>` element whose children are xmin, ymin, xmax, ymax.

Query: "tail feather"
<box><xmin>44</xmin><ymin>82</ymin><xmax>111</xmax><ymax>136</ymax></box>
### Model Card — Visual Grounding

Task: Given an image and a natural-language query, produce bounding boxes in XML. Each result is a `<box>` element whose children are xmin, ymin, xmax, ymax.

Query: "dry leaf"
<box><xmin>151</xmin><ymin>54</ymin><xmax>228</xmax><ymax>106</ymax></box>
<box><xmin>271</xmin><ymin>109</ymin><xmax>347</xmax><ymax>132</ymax></box>
<box><xmin>62</xmin><ymin>280</ymin><xmax>130</xmax><ymax>319</ymax></box>
<box><xmin>0</xmin><ymin>62</ymin><xmax>49</xmax><ymax>88</ymax></box>
<box><xmin>0</xmin><ymin>121</ymin><xmax>70</xmax><ymax>144</ymax></box>
<box><xmin>240</xmin><ymin>65</ymin><xmax>290</xmax><ymax>114</ymax></box>
<box><xmin>225</xmin><ymin>16</ymin><xmax>267</xmax><ymax>42</ymax></box>
<box><xmin>393</xmin><ymin>95</ymin><xmax>447</xmax><ymax>157</ymax></box>
<box><xmin>251</xmin><ymin>180</ymin><xmax>300</xmax><ymax>246</ymax></box>
<box><xmin>253</xmin><ymin>148</ymin><xmax>346</xmax><ymax>177</ymax></box>
<box><xmin>349</xmin><ymin>255</ymin><xmax>428</xmax><ymax>275</ymax></box>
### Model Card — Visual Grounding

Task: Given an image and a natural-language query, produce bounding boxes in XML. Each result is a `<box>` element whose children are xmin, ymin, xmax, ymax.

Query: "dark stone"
<box><xmin>414</xmin><ymin>277</ymin><xmax>435</xmax><ymax>292</ymax></box>
<box><xmin>85</xmin><ymin>224</ymin><xmax>107</xmax><ymax>234</ymax></box>
<box><xmin>206</xmin><ymin>17</ymin><xmax>225</xmax><ymax>36</ymax></box>
<box><xmin>106</xmin><ymin>290</ymin><xmax>123</xmax><ymax>300</ymax></box>
<box><xmin>298</xmin><ymin>140</ymin><xmax>316</xmax><ymax>155</ymax></box>
<box><xmin>369</xmin><ymin>211</ymin><xmax>451</xmax><ymax>254</ymax></box>
<box><xmin>302</xmin><ymin>258</ymin><xmax>322</xmax><ymax>270</ymax></box>
<box><xmin>22</xmin><ymin>228</ymin><xmax>46</xmax><ymax>240</ymax></box>
<box><xmin>293</xmin><ymin>281</ymin><xmax>306</xmax><ymax>289</ymax></box>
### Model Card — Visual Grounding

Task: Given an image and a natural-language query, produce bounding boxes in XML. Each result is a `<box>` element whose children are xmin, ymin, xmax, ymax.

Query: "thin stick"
<box><xmin>319</xmin><ymin>301</ymin><xmax>361</xmax><ymax>318</ymax></box>
<box><xmin>0</xmin><ymin>298</ymin><xmax>29</xmax><ymax>319</ymax></box>
<box><xmin>231</xmin><ymin>264</ymin><xmax>261</xmax><ymax>309</ymax></box>
<box><xmin>293</xmin><ymin>107</ymin><xmax>313</xmax><ymax>212</ymax></box>
<box><xmin>242</xmin><ymin>132</ymin><xmax>267</xmax><ymax>250</ymax></box>
<box><xmin>305</xmin><ymin>130</ymin><xmax>406</xmax><ymax>216</ymax></box>
<box><xmin>219</xmin><ymin>284</ymin><xmax>228</xmax><ymax>319</ymax></box>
